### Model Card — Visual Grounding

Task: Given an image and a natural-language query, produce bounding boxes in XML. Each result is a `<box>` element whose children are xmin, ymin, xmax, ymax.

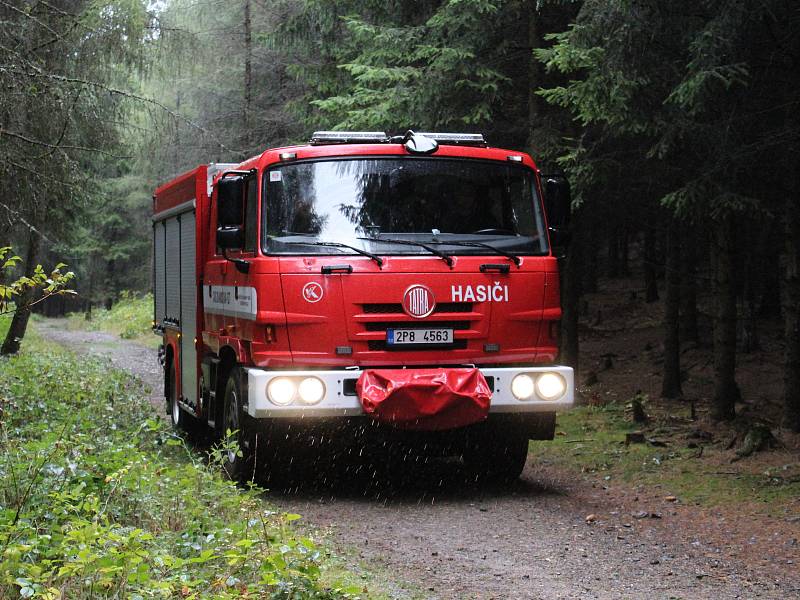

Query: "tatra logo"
<box><xmin>403</xmin><ymin>284</ymin><xmax>435</xmax><ymax>318</ymax></box>
<box><xmin>302</xmin><ymin>282</ymin><xmax>323</xmax><ymax>303</ymax></box>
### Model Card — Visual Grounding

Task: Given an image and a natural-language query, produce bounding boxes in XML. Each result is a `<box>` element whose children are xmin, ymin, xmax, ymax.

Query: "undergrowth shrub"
<box><xmin>0</xmin><ymin>327</ymin><xmax>357</xmax><ymax>599</ymax></box>
<box><xmin>78</xmin><ymin>291</ymin><xmax>154</xmax><ymax>341</ymax></box>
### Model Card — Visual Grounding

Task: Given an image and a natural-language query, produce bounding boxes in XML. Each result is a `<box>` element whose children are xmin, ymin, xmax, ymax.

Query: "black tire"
<box><xmin>167</xmin><ymin>359</ymin><xmax>199</xmax><ymax>434</ymax></box>
<box><xmin>167</xmin><ymin>360</ymin><xmax>185</xmax><ymax>429</ymax></box>
<box><xmin>220</xmin><ymin>368</ymin><xmax>254</xmax><ymax>482</ymax></box>
<box><xmin>462</xmin><ymin>430</ymin><xmax>529</xmax><ymax>483</ymax></box>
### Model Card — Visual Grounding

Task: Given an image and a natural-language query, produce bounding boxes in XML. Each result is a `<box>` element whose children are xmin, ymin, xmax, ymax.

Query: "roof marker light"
<box><xmin>310</xmin><ymin>131</ymin><xmax>389</xmax><ymax>145</ymax></box>
<box><xmin>417</xmin><ymin>132</ymin><xmax>487</xmax><ymax>146</ymax></box>
<box><xmin>280</xmin><ymin>152</ymin><xmax>297</xmax><ymax>161</ymax></box>
<box><xmin>507</xmin><ymin>155</ymin><xmax>523</xmax><ymax>162</ymax></box>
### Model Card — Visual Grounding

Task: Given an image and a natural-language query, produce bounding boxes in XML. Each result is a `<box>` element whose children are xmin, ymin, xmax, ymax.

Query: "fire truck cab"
<box><xmin>153</xmin><ymin>131</ymin><xmax>574</xmax><ymax>482</ymax></box>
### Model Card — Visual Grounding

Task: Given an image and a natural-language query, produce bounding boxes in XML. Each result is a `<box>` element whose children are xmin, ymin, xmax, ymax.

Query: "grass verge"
<box><xmin>532</xmin><ymin>403</ymin><xmax>800</xmax><ymax>511</ymax></box>
<box><xmin>67</xmin><ymin>292</ymin><xmax>158</xmax><ymax>348</ymax></box>
<box><xmin>0</xmin><ymin>320</ymin><xmax>362</xmax><ymax>599</ymax></box>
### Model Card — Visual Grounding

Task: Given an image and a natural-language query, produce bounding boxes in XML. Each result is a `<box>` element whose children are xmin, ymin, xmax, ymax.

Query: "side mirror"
<box><xmin>217</xmin><ymin>175</ymin><xmax>245</xmax><ymax>226</ymax></box>
<box><xmin>217</xmin><ymin>225</ymin><xmax>243</xmax><ymax>249</ymax></box>
<box><xmin>543</xmin><ymin>174</ymin><xmax>572</xmax><ymax>251</ymax></box>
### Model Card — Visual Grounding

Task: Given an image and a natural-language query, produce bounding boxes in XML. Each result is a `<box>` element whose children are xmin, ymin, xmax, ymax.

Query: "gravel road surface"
<box><xmin>36</xmin><ymin>319</ymin><xmax>799</xmax><ymax>600</ymax></box>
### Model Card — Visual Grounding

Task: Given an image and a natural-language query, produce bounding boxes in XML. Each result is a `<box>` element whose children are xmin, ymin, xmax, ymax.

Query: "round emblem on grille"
<box><xmin>402</xmin><ymin>284</ymin><xmax>435</xmax><ymax>318</ymax></box>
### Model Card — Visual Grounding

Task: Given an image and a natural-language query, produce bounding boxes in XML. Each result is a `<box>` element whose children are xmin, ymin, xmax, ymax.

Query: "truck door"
<box><xmin>206</xmin><ymin>173</ymin><xmax>259</xmax><ymax>341</ymax></box>
<box><xmin>232</xmin><ymin>176</ymin><xmax>259</xmax><ymax>341</ymax></box>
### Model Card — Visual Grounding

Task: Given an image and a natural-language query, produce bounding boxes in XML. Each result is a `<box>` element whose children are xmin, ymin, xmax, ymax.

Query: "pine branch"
<box><xmin>0</xmin><ymin>128</ymin><xmax>131</xmax><ymax>159</ymax></box>
<box><xmin>1</xmin><ymin>67</ymin><xmax>241</xmax><ymax>154</ymax></box>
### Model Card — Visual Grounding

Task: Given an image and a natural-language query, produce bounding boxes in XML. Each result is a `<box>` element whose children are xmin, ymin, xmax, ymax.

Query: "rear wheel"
<box><xmin>167</xmin><ymin>360</ymin><xmax>187</xmax><ymax>430</ymax></box>
<box><xmin>221</xmin><ymin>368</ymin><xmax>254</xmax><ymax>481</ymax></box>
<box><xmin>462</xmin><ymin>430</ymin><xmax>529</xmax><ymax>483</ymax></box>
<box><xmin>166</xmin><ymin>358</ymin><xmax>202</xmax><ymax>436</ymax></box>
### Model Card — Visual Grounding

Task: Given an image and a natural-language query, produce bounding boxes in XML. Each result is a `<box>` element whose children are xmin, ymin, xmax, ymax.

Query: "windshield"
<box><xmin>262</xmin><ymin>158</ymin><xmax>548</xmax><ymax>257</ymax></box>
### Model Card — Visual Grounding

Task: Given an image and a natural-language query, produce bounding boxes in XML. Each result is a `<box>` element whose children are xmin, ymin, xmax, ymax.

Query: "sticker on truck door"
<box><xmin>302</xmin><ymin>282</ymin><xmax>323</xmax><ymax>303</ymax></box>
<box><xmin>203</xmin><ymin>285</ymin><xmax>257</xmax><ymax>319</ymax></box>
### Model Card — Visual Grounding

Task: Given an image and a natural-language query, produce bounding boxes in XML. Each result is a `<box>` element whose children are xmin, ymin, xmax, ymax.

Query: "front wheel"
<box><xmin>462</xmin><ymin>430</ymin><xmax>529</xmax><ymax>483</ymax></box>
<box><xmin>221</xmin><ymin>368</ymin><xmax>254</xmax><ymax>482</ymax></box>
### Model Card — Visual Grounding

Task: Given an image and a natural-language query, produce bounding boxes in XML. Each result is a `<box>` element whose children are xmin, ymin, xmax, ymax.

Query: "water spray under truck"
<box><xmin>152</xmin><ymin>131</ymin><xmax>574</xmax><ymax>482</ymax></box>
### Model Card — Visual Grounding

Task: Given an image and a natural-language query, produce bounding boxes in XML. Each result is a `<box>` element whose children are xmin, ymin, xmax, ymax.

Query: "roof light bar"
<box><xmin>416</xmin><ymin>132</ymin><xmax>487</xmax><ymax>147</ymax></box>
<box><xmin>310</xmin><ymin>131</ymin><xmax>389</xmax><ymax>145</ymax></box>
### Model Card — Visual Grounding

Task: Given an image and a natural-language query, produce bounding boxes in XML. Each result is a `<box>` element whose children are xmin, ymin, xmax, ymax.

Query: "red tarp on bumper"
<box><xmin>356</xmin><ymin>368</ymin><xmax>491</xmax><ymax>431</ymax></box>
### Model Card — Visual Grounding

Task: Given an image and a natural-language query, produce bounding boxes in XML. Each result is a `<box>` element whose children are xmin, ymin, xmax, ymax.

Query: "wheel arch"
<box><xmin>215</xmin><ymin>345</ymin><xmax>240</xmax><ymax>430</ymax></box>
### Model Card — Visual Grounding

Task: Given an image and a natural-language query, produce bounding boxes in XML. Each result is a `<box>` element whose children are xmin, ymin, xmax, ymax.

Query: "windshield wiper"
<box><xmin>357</xmin><ymin>237</ymin><xmax>454</xmax><ymax>268</ymax></box>
<box><xmin>274</xmin><ymin>239</ymin><xmax>384</xmax><ymax>268</ymax></box>
<box><xmin>429</xmin><ymin>240</ymin><xmax>521</xmax><ymax>267</ymax></box>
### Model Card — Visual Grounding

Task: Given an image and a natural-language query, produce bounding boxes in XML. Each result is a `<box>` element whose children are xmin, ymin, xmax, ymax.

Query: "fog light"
<box><xmin>536</xmin><ymin>372</ymin><xmax>566</xmax><ymax>400</ymax></box>
<box><xmin>267</xmin><ymin>377</ymin><xmax>296</xmax><ymax>405</ymax></box>
<box><xmin>511</xmin><ymin>374</ymin><xmax>536</xmax><ymax>400</ymax></box>
<box><xmin>298</xmin><ymin>377</ymin><xmax>325</xmax><ymax>405</ymax></box>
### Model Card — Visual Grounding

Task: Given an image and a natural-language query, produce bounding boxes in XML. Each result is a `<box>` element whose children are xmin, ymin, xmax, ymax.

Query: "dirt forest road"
<box><xmin>37</xmin><ymin>320</ymin><xmax>799</xmax><ymax>600</ymax></box>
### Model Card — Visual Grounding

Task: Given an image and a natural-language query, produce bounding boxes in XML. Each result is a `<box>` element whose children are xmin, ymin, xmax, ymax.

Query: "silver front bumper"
<box><xmin>244</xmin><ymin>366</ymin><xmax>574</xmax><ymax>418</ymax></box>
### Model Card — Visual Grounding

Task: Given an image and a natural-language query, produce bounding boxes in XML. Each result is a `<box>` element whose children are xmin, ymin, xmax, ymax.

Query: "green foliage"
<box><xmin>72</xmin><ymin>291</ymin><xmax>155</xmax><ymax>344</ymax></box>
<box><xmin>0</xmin><ymin>247</ymin><xmax>75</xmax><ymax>317</ymax></box>
<box><xmin>281</xmin><ymin>0</ymin><xmax>529</xmax><ymax>141</ymax></box>
<box><xmin>66</xmin><ymin>173</ymin><xmax>154</xmax><ymax>303</ymax></box>
<box><xmin>535</xmin><ymin>0</ymin><xmax>796</xmax><ymax>220</ymax></box>
<box><xmin>0</xmin><ymin>327</ymin><xmax>359</xmax><ymax>599</ymax></box>
<box><xmin>532</xmin><ymin>405</ymin><xmax>800</xmax><ymax>509</ymax></box>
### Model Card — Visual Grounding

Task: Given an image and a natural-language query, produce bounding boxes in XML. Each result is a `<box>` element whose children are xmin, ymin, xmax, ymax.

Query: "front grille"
<box><xmin>361</xmin><ymin>302</ymin><xmax>473</xmax><ymax>314</ymax></box>
<box><xmin>368</xmin><ymin>339</ymin><xmax>469</xmax><ymax>351</ymax></box>
<box><xmin>363</xmin><ymin>320</ymin><xmax>471</xmax><ymax>332</ymax></box>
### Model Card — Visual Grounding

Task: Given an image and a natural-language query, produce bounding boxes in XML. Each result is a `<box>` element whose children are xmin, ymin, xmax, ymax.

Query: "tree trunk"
<box><xmin>758</xmin><ymin>222</ymin><xmax>782</xmax><ymax>317</ymax></box>
<box><xmin>607</xmin><ymin>229</ymin><xmax>620</xmax><ymax>278</ymax></box>
<box><xmin>783</xmin><ymin>195</ymin><xmax>800</xmax><ymax>431</ymax></box>
<box><xmin>661</xmin><ymin>219</ymin><xmax>682</xmax><ymax>399</ymax></box>
<box><xmin>620</xmin><ymin>226</ymin><xmax>630</xmax><ymax>276</ymax></box>
<box><xmin>712</xmin><ymin>216</ymin><xmax>739</xmax><ymax>421</ymax></box>
<box><xmin>560</xmin><ymin>208</ymin><xmax>582</xmax><ymax>373</ymax></box>
<box><xmin>582</xmin><ymin>215</ymin><xmax>598</xmax><ymax>293</ymax></box>
<box><xmin>644</xmin><ymin>224</ymin><xmax>659</xmax><ymax>302</ymax></box>
<box><xmin>1</xmin><ymin>230</ymin><xmax>40</xmax><ymax>355</ymax></box>
<box><xmin>680</xmin><ymin>225</ymin><xmax>699</xmax><ymax>342</ymax></box>
<box><xmin>243</xmin><ymin>0</ymin><xmax>253</xmax><ymax>149</ymax></box>
<box><xmin>741</xmin><ymin>220</ymin><xmax>762</xmax><ymax>353</ymax></box>
<box><xmin>526</xmin><ymin>1</ymin><xmax>539</xmax><ymax>148</ymax></box>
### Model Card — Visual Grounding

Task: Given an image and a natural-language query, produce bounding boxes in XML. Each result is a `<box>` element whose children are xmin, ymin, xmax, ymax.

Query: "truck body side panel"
<box><xmin>154</xmin><ymin>222</ymin><xmax>166</xmax><ymax>325</ymax></box>
<box><xmin>165</xmin><ymin>218</ymin><xmax>181</xmax><ymax>323</ymax></box>
<box><xmin>180</xmin><ymin>210</ymin><xmax>198</xmax><ymax>406</ymax></box>
<box><xmin>154</xmin><ymin>164</ymin><xmax>213</xmax><ymax>412</ymax></box>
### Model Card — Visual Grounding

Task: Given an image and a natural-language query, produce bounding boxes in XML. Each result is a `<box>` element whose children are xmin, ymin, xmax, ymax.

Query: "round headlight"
<box><xmin>511</xmin><ymin>373</ymin><xmax>536</xmax><ymax>400</ymax></box>
<box><xmin>267</xmin><ymin>377</ymin><xmax>296</xmax><ymax>406</ymax></box>
<box><xmin>297</xmin><ymin>377</ymin><xmax>325</xmax><ymax>405</ymax></box>
<box><xmin>536</xmin><ymin>372</ymin><xmax>566</xmax><ymax>400</ymax></box>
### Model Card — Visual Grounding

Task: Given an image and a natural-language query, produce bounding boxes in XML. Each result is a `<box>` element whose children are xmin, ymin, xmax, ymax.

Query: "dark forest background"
<box><xmin>0</xmin><ymin>0</ymin><xmax>798</xmax><ymax>430</ymax></box>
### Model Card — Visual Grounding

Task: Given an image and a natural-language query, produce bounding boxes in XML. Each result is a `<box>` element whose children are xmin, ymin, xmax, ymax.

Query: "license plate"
<box><xmin>387</xmin><ymin>328</ymin><xmax>454</xmax><ymax>346</ymax></box>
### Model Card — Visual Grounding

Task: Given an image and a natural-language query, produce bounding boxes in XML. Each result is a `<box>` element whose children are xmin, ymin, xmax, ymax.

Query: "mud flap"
<box><xmin>356</xmin><ymin>368</ymin><xmax>491</xmax><ymax>431</ymax></box>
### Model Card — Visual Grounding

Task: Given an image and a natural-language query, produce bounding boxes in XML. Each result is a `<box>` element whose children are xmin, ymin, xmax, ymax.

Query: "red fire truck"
<box><xmin>153</xmin><ymin>131</ymin><xmax>573</xmax><ymax>482</ymax></box>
